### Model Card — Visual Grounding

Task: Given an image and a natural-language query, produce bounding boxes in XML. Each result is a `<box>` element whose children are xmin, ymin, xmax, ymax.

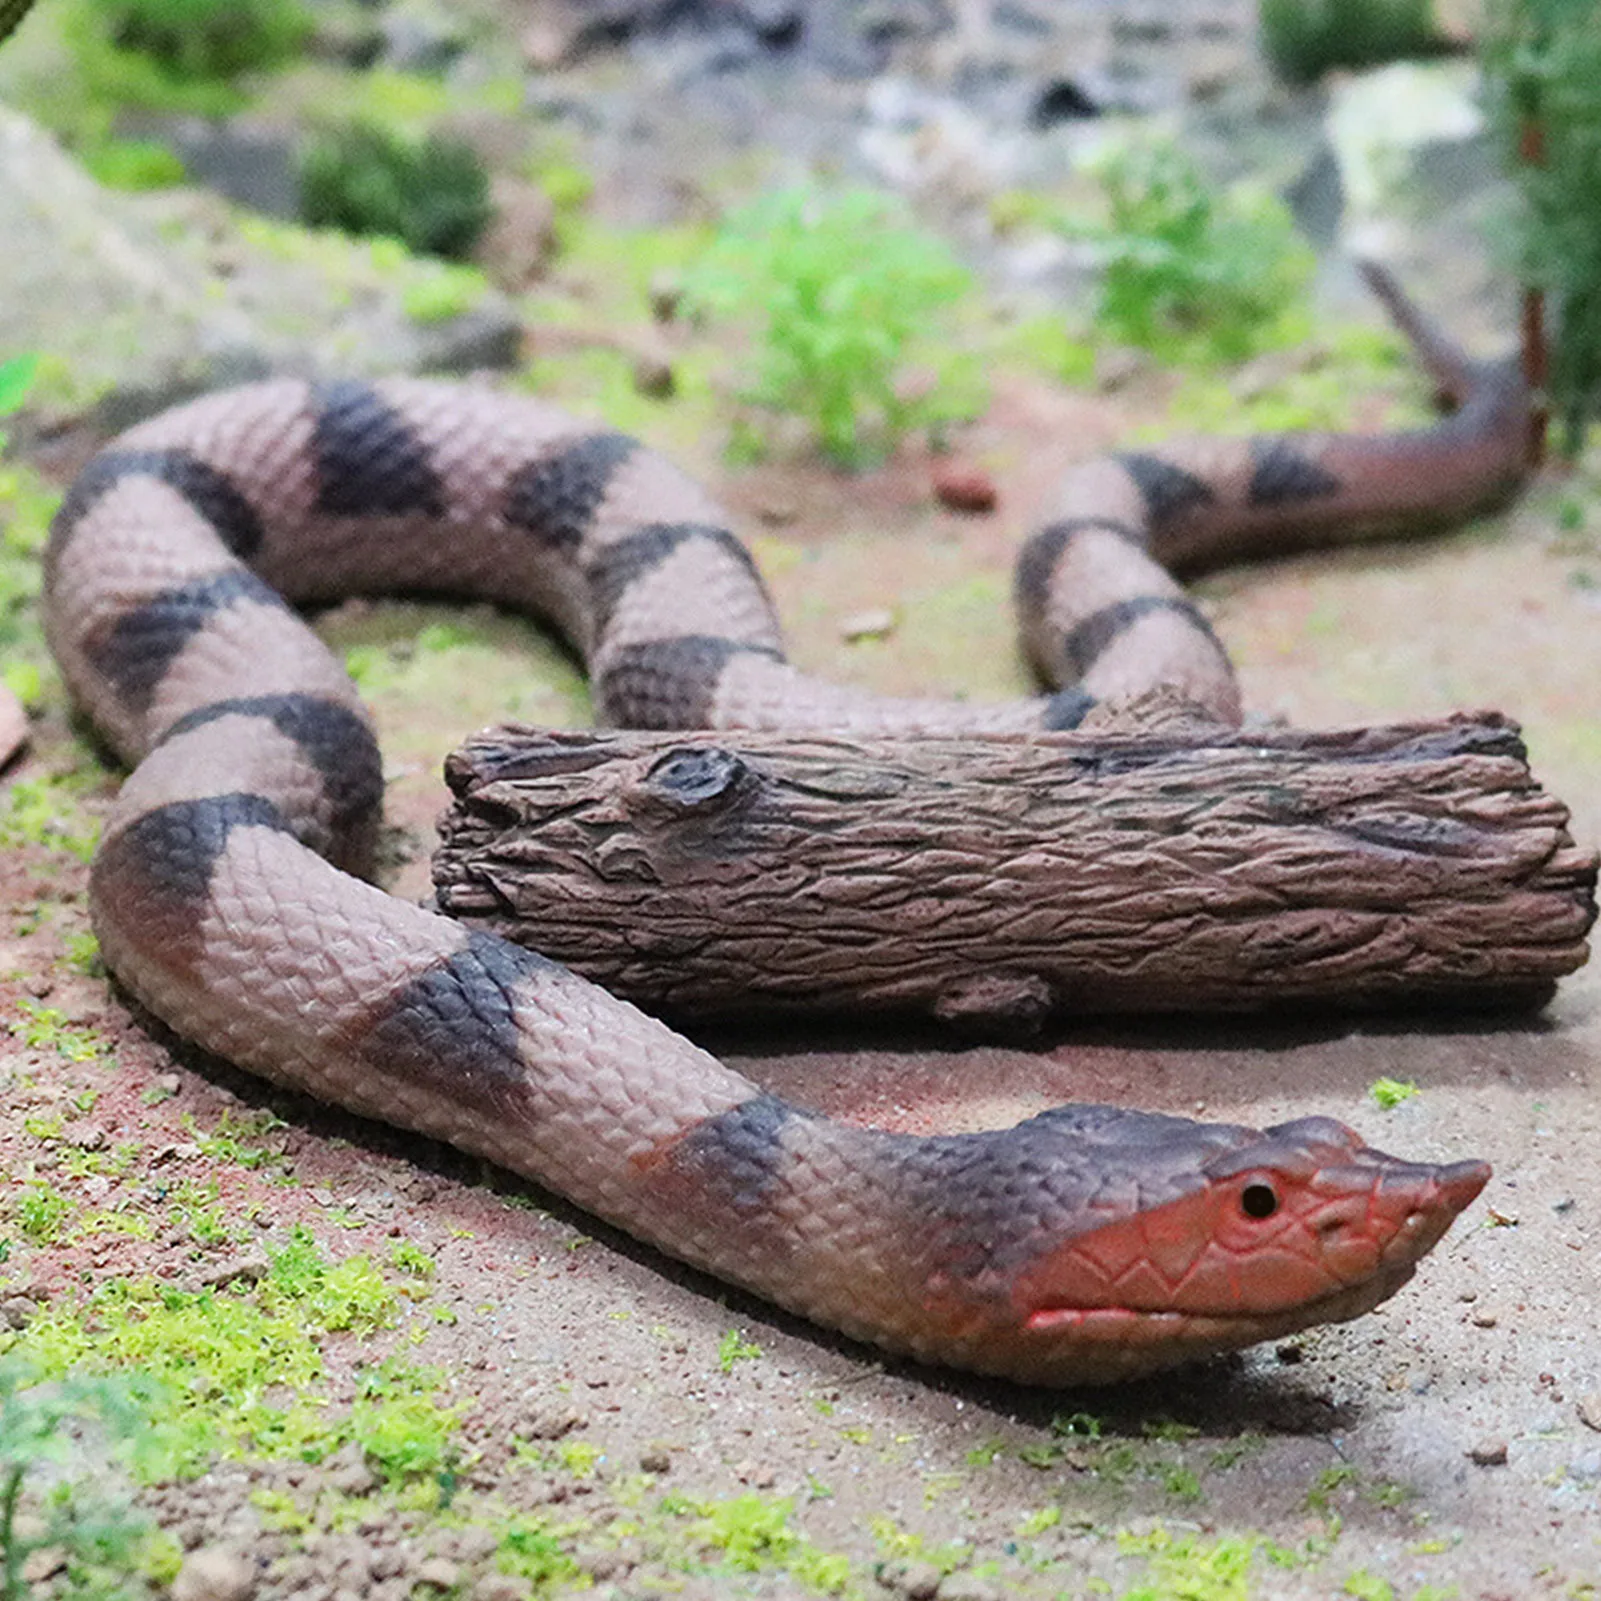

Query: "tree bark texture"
<box><xmin>433</xmin><ymin>714</ymin><xmax>1597</xmax><ymax>1032</ymax></box>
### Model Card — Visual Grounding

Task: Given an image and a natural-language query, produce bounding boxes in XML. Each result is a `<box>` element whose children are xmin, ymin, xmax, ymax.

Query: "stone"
<box><xmin>476</xmin><ymin>177</ymin><xmax>557</xmax><ymax>291</ymax></box>
<box><xmin>171</xmin><ymin>1547</ymin><xmax>257</xmax><ymax>1601</ymax></box>
<box><xmin>932</xmin><ymin>462</ymin><xmax>998</xmax><ymax>513</ymax></box>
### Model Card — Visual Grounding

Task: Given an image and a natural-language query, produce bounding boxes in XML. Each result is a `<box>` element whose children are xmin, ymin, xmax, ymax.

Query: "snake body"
<box><xmin>43</xmin><ymin>278</ymin><xmax>1519</xmax><ymax>1384</ymax></box>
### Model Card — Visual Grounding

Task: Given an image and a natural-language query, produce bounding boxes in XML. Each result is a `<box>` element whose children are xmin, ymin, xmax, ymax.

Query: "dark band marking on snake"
<box><xmin>44</xmin><ymin>267</ymin><xmax>1525</xmax><ymax>1383</ymax></box>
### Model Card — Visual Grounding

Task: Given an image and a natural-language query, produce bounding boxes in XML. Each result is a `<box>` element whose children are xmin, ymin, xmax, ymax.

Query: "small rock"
<box><xmin>198</xmin><ymin>1251</ymin><xmax>270</xmax><ymax>1290</ymax></box>
<box><xmin>23</xmin><ymin>973</ymin><xmax>52</xmax><ymax>999</ymax></box>
<box><xmin>1095</xmin><ymin>346</ymin><xmax>1147</xmax><ymax>392</ymax></box>
<box><xmin>476</xmin><ymin>176</ymin><xmax>556</xmax><ymax>291</ymax></box>
<box><xmin>755</xmin><ymin>497</ymin><xmax>798</xmax><ymax>526</ymax></box>
<box><xmin>520</xmin><ymin>1405</ymin><xmax>584</xmax><ymax>1440</ymax></box>
<box><xmin>414</xmin><ymin>1556</ymin><xmax>461</xmax><ymax>1590</ymax></box>
<box><xmin>1467</xmin><ymin>1438</ymin><xmax>1509</xmax><ymax>1467</ymax></box>
<box><xmin>632</xmin><ymin>356</ymin><xmax>676</xmax><ymax>399</ymax></box>
<box><xmin>639</xmin><ymin>1447</ymin><xmax>672</xmax><ymax>1474</ymax></box>
<box><xmin>472</xmin><ymin>1576</ymin><xmax>532</xmax><ymax>1601</ymax></box>
<box><xmin>1275</xmin><ymin>1341</ymin><xmax>1304</xmax><ymax>1363</ymax></box>
<box><xmin>172</xmin><ymin>1547</ymin><xmax>257</xmax><ymax>1601</ymax></box>
<box><xmin>1</xmin><ymin>1296</ymin><xmax>35</xmax><ymax>1330</ymax></box>
<box><xmin>1577</xmin><ymin>1393</ymin><xmax>1601</xmax><ymax>1432</ymax></box>
<box><xmin>938</xmin><ymin>1577</ymin><xmax>1005</xmax><ymax>1601</ymax></box>
<box><xmin>323</xmin><ymin>1442</ymin><xmax>379</xmax><ymax>1497</ymax></box>
<box><xmin>931</xmin><ymin>462</ymin><xmax>997</xmax><ymax>513</ymax></box>
<box><xmin>1471</xmin><ymin>1313</ymin><xmax>1499</xmax><ymax>1328</ymax></box>
<box><xmin>876</xmin><ymin>1557</ymin><xmax>942</xmax><ymax>1599</ymax></box>
<box><xmin>648</xmin><ymin>273</ymin><xmax>684</xmax><ymax>323</ymax></box>
<box><xmin>839</xmin><ymin>607</ymin><xmax>897</xmax><ymax>642</ymax></box>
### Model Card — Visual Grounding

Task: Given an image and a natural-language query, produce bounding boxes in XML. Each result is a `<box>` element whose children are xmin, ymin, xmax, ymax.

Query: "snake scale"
<box><xmin>42</xmin><ymin>269</ymin><xmax>1525</xmax><ymax>1384</ymax></box>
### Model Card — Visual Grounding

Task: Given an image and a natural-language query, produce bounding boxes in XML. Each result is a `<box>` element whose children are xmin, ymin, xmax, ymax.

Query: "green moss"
<box><xmin>717</xmin><ymin>1327</ymin><xmax>762</xmax><ymax>1373</ymax></box>
<box><xmin>81</xmin><ymin>134</ymin><xmax>187</xmax><ymax>189</ymax></box>
<box><xmin>684</xmin><ymin>1494</ymin><xmax>849</xmax><ymax>1593</ymax></box>
<box><xmin>1116</xmin><ymin>1525</ymin><xmax>1298</xmax><ymax>1600</ymax></box>
<box><xmin>182</xmin><ymin>1109</ymin><xmax>288</xmax><ymax>1173</ymax></box>
<box><xmin>10</xmin><ymin>1000</ymin><xmax>108</xmax><ymax>1061</ymax></box>
<box><xmin>1370</xmin><ymin>1077</ymin><xmax>1422</xmax><ymax>1109</ymax></box>
<box><xmin>3</xmin><ymin>1231</ymin><xmax>461</xmax><ymax>1483</ymax></box>
<box><xmin>14</xmin><ymin>1182</ymin><xmax>73</xmax><ymax>1245</ymax></box>
<box><xmin>0</xmin><ymin>775</ymin><xmax>102</xmax><ymax>865</ymax></box>
<box><xmin>496</xmin><ymin>1514</ymin><xmax>582</xmax><ymax>1591</ymax></box>
<box><xmin>400</xmin><ymin>262</ymin><xmax>488</xmax><ymax>323</ymax></box>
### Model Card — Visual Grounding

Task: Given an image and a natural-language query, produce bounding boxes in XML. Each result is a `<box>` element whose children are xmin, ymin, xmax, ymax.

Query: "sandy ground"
<box><xmin>2</xmin><ymin>366</ymin><xmax>1599</xmax><ymax>1599</ymax></box>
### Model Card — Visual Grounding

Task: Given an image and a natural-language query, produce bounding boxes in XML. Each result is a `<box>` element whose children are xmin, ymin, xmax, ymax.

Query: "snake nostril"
<box><xmin>1240</xmin><ymin>1181</ymin><xmax>1279</xmax><ymax>1220</ymax></box>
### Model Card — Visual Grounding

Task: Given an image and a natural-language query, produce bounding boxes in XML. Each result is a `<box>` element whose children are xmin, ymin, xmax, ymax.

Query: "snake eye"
<box><xmin>1240</xmin><ymin>1180</ymin><xmax>1279</xmax><ymax>1220</ymax></box>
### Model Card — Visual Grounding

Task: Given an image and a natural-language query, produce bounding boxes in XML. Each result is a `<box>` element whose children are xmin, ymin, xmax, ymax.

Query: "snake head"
<box><xmin>903</xmin><ymin>1107</ymin><xmax>1488</xmax><ymax>1384</ymax></box>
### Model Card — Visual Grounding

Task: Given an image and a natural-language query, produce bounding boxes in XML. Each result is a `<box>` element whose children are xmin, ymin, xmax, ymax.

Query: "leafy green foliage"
<box><xmin>1483</xmin><ymin>0</ymin><xmax>1601</xmax><ymax>455</ymax></box>
<box><xmin>1370</xmin><ymin>1076</ymin><xmax>1421</xmax><ymax>1108</ymax></box>
<box><xmin>75</xmin><ymin>0</ymin><xmax>310</xmax><ymax>80</ymax></box>
<box><xmin>1081</xmin><ymin>140</ymin><xmax>1314</xmax><ymax>365</ymax></box>
<box><xmin>1259</xmin><ymin>0</ymin><xmax>1443</xmax><ymax>84</ymax></box>
<box><xmin>299</xmin><ymin>122</ymin><xmax>493</xmax><ymax>262</ymax></box>
<box><xmin>684</xmin><ymin>185</ymin><xmax>982</xmax><ymax>467</ymax></box>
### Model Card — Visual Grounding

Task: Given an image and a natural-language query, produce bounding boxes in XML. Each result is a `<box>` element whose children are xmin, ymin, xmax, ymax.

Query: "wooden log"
<box><xmin>433</xmin><ymin>714</ymin><xmax>1597</xmax><ymax>1032</ymax></box>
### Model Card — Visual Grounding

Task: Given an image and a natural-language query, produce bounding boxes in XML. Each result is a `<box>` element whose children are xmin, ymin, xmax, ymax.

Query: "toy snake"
<box><xmin>43</xmin><ymin>269</ymin><xmax>1521</xmax><ymax>1382</ymax></box>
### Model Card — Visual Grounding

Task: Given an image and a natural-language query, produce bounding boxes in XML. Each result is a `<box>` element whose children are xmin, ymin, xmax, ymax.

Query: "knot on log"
<box><xmin>634</xmin><ymin>746</ymin><xmax>751</xmax><ymax>817</ymax></box>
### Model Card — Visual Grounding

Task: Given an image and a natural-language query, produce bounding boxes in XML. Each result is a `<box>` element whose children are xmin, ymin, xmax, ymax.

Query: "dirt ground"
<box><xmin>2</xmin><ymin>363</ymin><xmax>1599</xmax><ymax>1599</ymax></box>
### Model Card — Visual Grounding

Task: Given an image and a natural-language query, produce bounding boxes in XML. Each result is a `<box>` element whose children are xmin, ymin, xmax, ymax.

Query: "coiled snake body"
<box><xmin>44</xmin><ymin>274</ymin><xmax>1518</xmax><ymax>1384</ymax></box>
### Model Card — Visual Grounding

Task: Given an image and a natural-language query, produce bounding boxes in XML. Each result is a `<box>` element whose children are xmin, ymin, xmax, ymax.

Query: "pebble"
<box><xmin>0</xmin><ymin>1296</ymin><xmax>35</xmax><ymax>1330</ymax></box>
<box><xmin>1467</xmin><ymin>1438</ymin><xmax>1509</xmax><ymax>1467</ymax></box>
<box><xmin>198</xmin><ymin>1251</ymin><xmax>271</xmax><ymax>1290</ymax></box>
<box><xmin>520</xmin><ymin>1404</ymin><xmax>585</xmax><ymax>1440</ymax></box>
<box><xmin>639</xmin><ymin>1447</ymin><xmax>672</xmax><ymax>1474</ymax></box>
<box><xmin>876</xmin><ymin>1557</ymin><xmax>942</xmax><ymax>1599</ymax></box>
<box><xmin>414</xmin><ymin>1556</ymin><xmax>461</xmax><ymax>1590</ymax></box>
<box><xmin>171</xmin><ymin>1547</ymin><xmax>258</xmax><ymax>1601</ymax></box>
<box><xmin>472</xmin><ymin>1576</ymin><xmax>532</xmax><ymax>1601</ymax></box>
<box><xmin>931</xmin><ymin>462</ymin><xmax>997</xmax><ymax>513</ymax></box>
<box><xmin>647</xmin><ymin>273</ymin><xmax>683</xmax><ymax>323</ymax></box>
<box><xmin>1577</xmin><ymin>1393</ymin><xmax>1601</xmax><ymax>1432</ymax></box>
<box><xmin>939</xmin><ymin>1578</ymin><xmax>1005</xmax><ymax>1601</ymax></box>
<box><xmin>633</xmin><ymin>356</ymin><xmax>676</xmax><ymax>398</ymax></box>
<box><xmin>840</xmin><ymin>607</ymin><xmax>897</xmax><ymax>642</ymax></box>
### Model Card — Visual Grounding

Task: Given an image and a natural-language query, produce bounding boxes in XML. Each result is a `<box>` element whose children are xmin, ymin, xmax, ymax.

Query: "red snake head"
<box><xmin>907</xmin><ymin>1108</ymin><xmax>1488</xmax><ymax>1384</ymax></box>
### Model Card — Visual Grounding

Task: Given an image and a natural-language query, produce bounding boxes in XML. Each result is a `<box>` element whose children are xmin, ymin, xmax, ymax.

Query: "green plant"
<box><xmin>76</xmin><ymin>0</ymin><xmax>310</xmax><ymax>80</ymax></box>
<box><xmin>684</xmin><ymin>185</ymin><xmax>982</xmax><ymax>467</ymax></box>
<box><xmin>0</xmin><ymin>1358</ymin><xmax>157</xmax><ymax>1601</ymax></box>
<box><xmin>82</xmin><ymin>136</ymin><xmax>186</xmax><ymax>190</ymax></box>
<box><xmin>1080</xmin><ymin>140</ymin><xmax>1314</xmax><ymax>364</ymax></box>
<box><xmin>1259</xmin><ymin>0</ymin><xmax>1445</xmax><ymax>84</ymax></box>
<box><xmin>299</xmin><ymin>122</ymin><xmax>493</xmax><ymax>262</ymax></box>
<box><xmin>1483</xmin><ymin>0</ymin><xmax>1601</xmax><ymax>457</ymax></box>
